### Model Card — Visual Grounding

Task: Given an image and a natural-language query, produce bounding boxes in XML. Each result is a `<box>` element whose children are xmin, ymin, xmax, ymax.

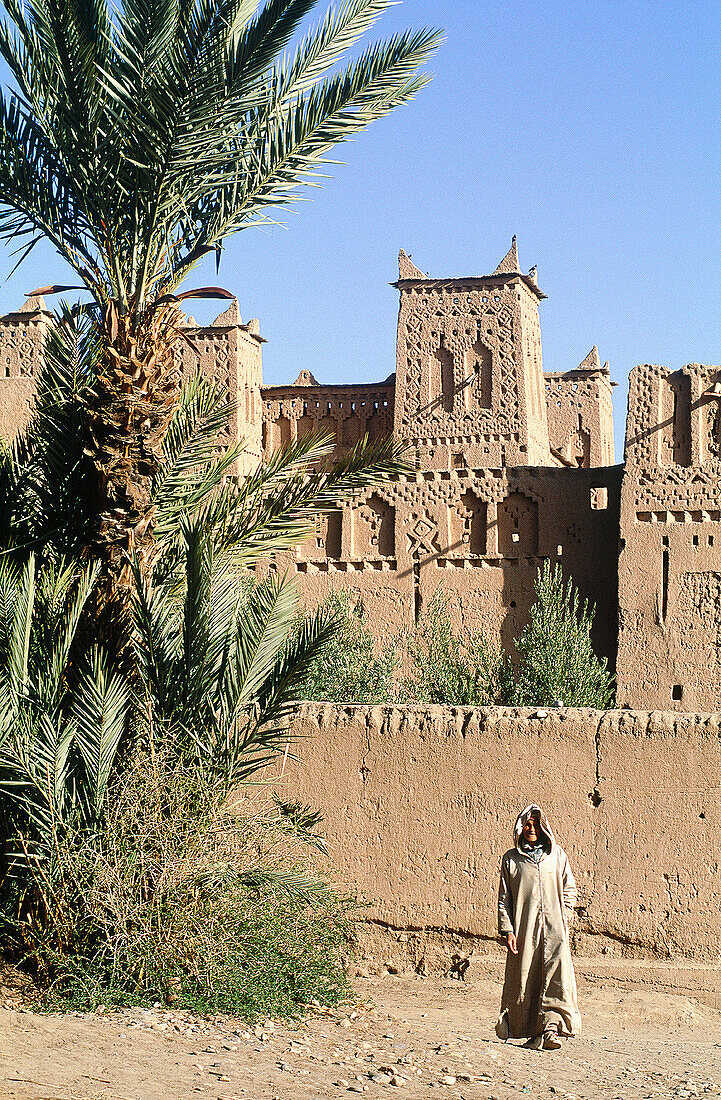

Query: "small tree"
<box><xmin>297</xmin><ymin>591</ymin><xmax>398</xmax><ymax>703</ymax></box>
<box><xmin>398</xmin><ymin>587</ymin><xmax>513</xmax><ymax>706</ymax></box>
<box><xmin>512</xmin><ymin>560</ymin><xmax>614</xmax><ymax>708</ymax></box>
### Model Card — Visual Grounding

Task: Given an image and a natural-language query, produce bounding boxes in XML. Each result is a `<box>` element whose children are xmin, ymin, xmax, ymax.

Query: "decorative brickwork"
<box><xmin>0</xmin><ymin>299</ymin><xmax>49</xmax><ymax>440</ymax></box>
<box><xmin>3</xmin><ymin>243</ymin><xmax>721</xmax><ymax>709</ymax></box>
<box><xmin>617</xmin><ymin>362</ymin><xmax>721</xmax><ymax>709</ymax></box>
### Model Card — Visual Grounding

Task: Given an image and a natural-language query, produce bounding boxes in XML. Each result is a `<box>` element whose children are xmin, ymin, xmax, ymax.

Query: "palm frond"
<box><xmin>72</xmin><ymin>648</ymin><xmax>129</xmax><ymax>818</ymax></box>
<box><xmin>0</xmin><ymin>0</ymin><xmax>439</xmax><ymax>306</ymax></box>
<box><xmin>207</xmin><ymin>431</ymin><xmax>410</xmax><ymax>564</ymax></box>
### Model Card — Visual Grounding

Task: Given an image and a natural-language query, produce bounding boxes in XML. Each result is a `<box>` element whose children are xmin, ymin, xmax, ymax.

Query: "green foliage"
<box><xmin>0</xmin><ymin>0</ymin><xmax>440</xmax><ymax>312</ymax></box>
<box><xmin>0</xmin><ymin>308</ymin><xmax>98</xmax><ymax>562</ymax></box>
<box><xmin>294</xmin><ymin>572</ymin><xmax>614</xmax><ymax>709</ymax></box>
<box><xmin>0</xmin><ymin>317</ymin><xmax>409</xmax><ymax>1011</ymax></box>
<box><xmin>0</xmin><ymin>556</ymin><xmax>128</xmax><ymax>876</ymax></box>
<box><xmin>397</xmin><ymin>587</ymin><xmax>514</xmax><ymax>705</ymax></box>
<box><xmin>8</xmin><ymin>754</ymin><xmax>355</xmax><ymax>1017</ymax></box>
<box><xmin>512</xmin><ymin>560</ymin><xmax>614</xmax><ymax>708</ymax></box>
<box><xmin>131</xmin><ymin>519</ymin><xmax>339</xmax><ymax>789</ymax></box>
<box><xmin>296</xmin><ymin>591</ymin><xmax>398</xmax><ymax>702</ymax></box>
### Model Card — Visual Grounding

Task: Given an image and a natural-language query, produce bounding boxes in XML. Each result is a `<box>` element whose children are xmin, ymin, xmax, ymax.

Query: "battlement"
<box><xmin>260</xmin><ymin>373</ymin><xmax>394</xmax><ymax>459</ymax></box>
<box><xmin>3</xmin><ymin>243</ymin><xmax>721</xmax><ymax>710</ymax></box>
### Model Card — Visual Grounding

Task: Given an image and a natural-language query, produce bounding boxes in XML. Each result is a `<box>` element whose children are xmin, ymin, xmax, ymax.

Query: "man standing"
<box><xmin>496</xmin><ymin>805</ymin><xmax>581</xmax><ymax>1049</ymax></box>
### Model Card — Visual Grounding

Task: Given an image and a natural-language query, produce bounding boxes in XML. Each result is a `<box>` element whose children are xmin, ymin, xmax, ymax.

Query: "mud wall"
<box><xmin>280</xmin><ymin>704</ymin><xmax>721</xmax><ymax>963</ymax></box>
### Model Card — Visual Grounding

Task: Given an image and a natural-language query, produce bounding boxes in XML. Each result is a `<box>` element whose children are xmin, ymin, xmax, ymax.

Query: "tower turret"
<box><xmin>392</xmin><ymin>239</ymin><xmax>551</xmax><ymax>469</ymax></box>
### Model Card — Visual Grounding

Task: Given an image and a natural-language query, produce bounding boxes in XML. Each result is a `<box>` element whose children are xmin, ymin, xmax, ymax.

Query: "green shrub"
<box><xmin>397</xmin><ymin>587</ymin><xmax>513</xmax><ymax>705</ymax></box>
<box><xmin>12</xmin><ymin>753</ymin><xmax>355</xmax><ymax>1018</ymax></box>
<box><xmin>512</xmin><ymin>560</ymin><xmax>614</xmax><ymax>708</ymax></box>
<box><xmin>296</xmin><ymin>591</ymin><xmax>398</xmax><ymax>703</ymax></box>
<box><xmin>294</xmin><ymin>570</ymin><xmax>614</xmax><ymax>709</ymax></box>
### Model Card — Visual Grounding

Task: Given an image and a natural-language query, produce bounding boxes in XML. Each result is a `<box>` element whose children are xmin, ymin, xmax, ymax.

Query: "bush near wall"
<box><xmin>299</xmin><ymin>563</ymin><xmax>614</xmax><ymax>709</ymax></box>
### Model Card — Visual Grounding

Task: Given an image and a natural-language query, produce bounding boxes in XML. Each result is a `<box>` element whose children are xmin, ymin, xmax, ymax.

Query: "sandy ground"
<box><xmin>0</xmin><ymin>973</ymin><xmax>720</xmax><ymax>1100</ymax></box>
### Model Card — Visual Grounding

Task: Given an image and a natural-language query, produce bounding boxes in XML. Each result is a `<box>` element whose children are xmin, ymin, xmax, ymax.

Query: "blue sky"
<box><xmin>2</xmin><ymin>0</ymin><xmax>721</xmax><ymax>453</ymax></box>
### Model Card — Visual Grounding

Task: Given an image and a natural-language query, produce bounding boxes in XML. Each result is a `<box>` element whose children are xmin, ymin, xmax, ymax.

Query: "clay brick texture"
<box><xmin>279</xmin><ymin>703</ymin><xmax>721</xmax><ymax>976</ymax></box>
<box><xmin>2</xmin><ymin>241</ymin><xmax>721</xmax><ymax>708</ymax></box>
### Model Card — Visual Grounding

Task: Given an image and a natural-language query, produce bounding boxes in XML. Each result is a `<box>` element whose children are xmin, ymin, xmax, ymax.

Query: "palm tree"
<box><xmin>0</xmin><ymin>0</ymin><xmax>440</xmax><ymax>573</ymax></box>
<box><xmin>0</xmin><ymin>534</ymin><xmax>335</xmax><ymax>972</ymax></box>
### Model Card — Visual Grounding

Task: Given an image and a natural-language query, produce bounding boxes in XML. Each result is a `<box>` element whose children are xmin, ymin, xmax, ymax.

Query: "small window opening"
<box><xmin>672</xmin><ymin>685</ymin><xmax>683</xmax><ymax>701</ymax></box>
<box><xmin>662</xmin><ymin>535</ymin><xmax>669</xmax><ymax>547</ymax></box>
<box><xmin>693</xmin><ymin>534</ymin><xmax>699</xmax><ymax>546</ymax></box>
<box><xmin>710</xmin><ymin>535</ymin><xmax>715</xmax><ymax>546</ymax></box>
<box><xmin>557</xmin><ymin>544</ymin><xmax>563</xmax><ymax>556</ymax></box>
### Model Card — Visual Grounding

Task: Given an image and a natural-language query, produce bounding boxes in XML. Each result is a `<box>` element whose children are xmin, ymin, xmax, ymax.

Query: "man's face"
<box><xmin>522</xmin><ymin>813</ymin><xmax>540</xmax><ymax>842</ymax></box>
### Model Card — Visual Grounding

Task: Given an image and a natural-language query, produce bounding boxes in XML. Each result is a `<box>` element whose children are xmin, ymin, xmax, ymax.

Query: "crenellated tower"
<box><xmin>617</xmin><ymin>362</ymin><xmax>721</xmax><ymax>709</ymax></box>
<box><xmin>392</xmin><ymin>238</ymin><xmax>552</xmax><ymax>470</ymax></box>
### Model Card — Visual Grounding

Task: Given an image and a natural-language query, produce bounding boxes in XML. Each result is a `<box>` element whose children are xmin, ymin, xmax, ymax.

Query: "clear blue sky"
<box><xmin>2</xmin><ymin>0</ymin><xmax>721</xmax><ymax>454</ymax></box>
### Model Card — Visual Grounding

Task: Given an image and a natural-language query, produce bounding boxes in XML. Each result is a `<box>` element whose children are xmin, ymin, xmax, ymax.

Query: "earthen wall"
<box><xmin>260</xmin><ymin>377</ymin><xmax>394</xmax><ymax>462</ymax></box>
<box><xmin>175</xmin><ymin>301</ymin><xmax>264</xmax><ymax>477</ymax></box>
<box><xmin>280</xmin><ymin>704</ymin><xmax>721</xmax><ymax>970</ymax></box>
<box><xmin>545</xmin><ymin>364</ymin><xmax>615</xmax><ymax>468</ymax></box>
<box><xmin>5</xmin><ymin>245</ymin><xmax>721</xmax><ymax>712</ymax></box>
<box><xmin>617</xmin><ymin>363</ymin><xmax>721</xmax><ymax>709</ymax></box>
<box><xmin>391</xmin><ymin>272</ymin><xmax>550</xmax><ymax>471</ymax></box>
<box><xmin>0</xmin><ymin>301</ymin><xmax>49</xmax><ymax>440</ymax></box>
<box><xmin>283</xmin><ymin>464</ymin><xmax>622</xmax><ymax>665</ymax></box>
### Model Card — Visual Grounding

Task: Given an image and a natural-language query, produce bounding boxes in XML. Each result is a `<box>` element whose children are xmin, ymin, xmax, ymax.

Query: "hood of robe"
<box><xmin>513</xmin><ymin>804</ymin><xmax>555</xmax><ymax>854</ymax></box>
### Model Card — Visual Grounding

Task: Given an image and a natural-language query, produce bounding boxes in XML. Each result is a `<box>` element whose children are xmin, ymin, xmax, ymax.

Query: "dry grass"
<box><xmin>7</xmin><ymin>751</ymin><xmax>355</xmax><ymax>1017</ymax></box>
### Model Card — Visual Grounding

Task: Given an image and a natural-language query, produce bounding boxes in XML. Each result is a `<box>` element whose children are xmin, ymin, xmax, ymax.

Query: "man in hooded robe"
<box><xmin>495</xmin><ymin>804</ymin><xmax>581</xmax><ymax>1049</ymax></box>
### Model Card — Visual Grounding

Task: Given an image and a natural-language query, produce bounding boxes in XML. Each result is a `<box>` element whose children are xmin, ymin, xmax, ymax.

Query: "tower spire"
<box><xmin>578</xmin><ymin>346</ymin><xmax>601</xmax><ymax>371</ymax></box>
<box><xmin>398</xmin><ymin>249</ymin><xmax>427</xmax><ymax>280</ymax></box>
<box><xmin>492</xmin><ymin>236</ymin><xmax>519</xmax><ymax>276</ymax></box>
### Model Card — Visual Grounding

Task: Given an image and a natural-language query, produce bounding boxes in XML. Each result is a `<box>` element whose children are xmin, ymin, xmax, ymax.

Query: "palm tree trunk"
<box><xmin>87</xmin><ymin>302</ymin><xmax>182</xmax><ymax>582</ymax></box>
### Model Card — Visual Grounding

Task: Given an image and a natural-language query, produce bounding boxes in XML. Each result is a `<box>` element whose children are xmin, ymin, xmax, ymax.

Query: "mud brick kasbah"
<box><xmin>2</xmin><ymin>238</ymin><xmax>720</xmax><ymax>711</ymax></box>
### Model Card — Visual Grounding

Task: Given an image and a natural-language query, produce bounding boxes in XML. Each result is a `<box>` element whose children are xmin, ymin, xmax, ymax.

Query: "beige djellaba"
<box><xmin>495</xmin><ymin>804</ymin><xmax>581</xmax><ymax>1040</ymax></box>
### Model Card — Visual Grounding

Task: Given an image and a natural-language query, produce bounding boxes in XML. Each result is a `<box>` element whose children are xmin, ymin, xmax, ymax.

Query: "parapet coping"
<box><xmin>391</xmin><ymin>273</ymin><xmax>547</xmax><ymax>300</ymax></box>
<box><xmin>262</xmin><ymin>376</ymin><xmax>395</xmax><ymax>393</ymax></box>
<box><xmin>288</xmin><ymin>701</ymin><xmax>721</xmax><ymax>721</ymax></box>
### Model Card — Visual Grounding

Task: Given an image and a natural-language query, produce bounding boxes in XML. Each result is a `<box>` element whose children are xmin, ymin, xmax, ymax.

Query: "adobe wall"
<box><xmin>392</xmin><ymin>248</ymin><xmax>552</xmax><ymax>471</ymax></box>
<box><xmin>175</xmin><ymin>301</ymin><xmax>264</xmax><ymax>477</ymax></box>
<box><xmin>286</xmin><ymin>463</ymin><xmax>622</xmax><ymax>665</ymax></box>
<box><xmin>279</xmin><ymin>704</ymin><xmax>721</xmax><ymax>974</ymax></box>
<box><xmin>544</xmin><ymin>358</ymin><xmax>615</xmax><ymax>468</ymax></box>
<box><xmin>0</xmin><ymin>298</ymin><xmax>264</xmax><ymax>476</ymax></box>
<box><xmin>260</xmin><ymin>377</ymin><xmax>394</xmax><ymax>461</ymax></box>
<box><xmin>0</xmin><ymin>300</ymin><xmax>49</xmax><ymax>440</ymax></box>
<box><xmin>617</xmin><ymin>363</ymin><xmax>721</xmax><ymax>709</ymax></box>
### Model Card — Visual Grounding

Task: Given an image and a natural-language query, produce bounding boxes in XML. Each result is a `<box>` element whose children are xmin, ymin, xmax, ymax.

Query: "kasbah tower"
<box><xmin>2</xmin><ymin>237</ymin><xmax>720</xmax><ymax>711</ymax></box>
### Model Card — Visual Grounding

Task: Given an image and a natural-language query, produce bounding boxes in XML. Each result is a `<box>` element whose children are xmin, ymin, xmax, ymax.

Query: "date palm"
<box><xmin>0</xmin><ymin>0</ymin><xmax>439</xmax><ymax>573</ymax></box>
<box><xmin>0</xmin><ymin>320</ymin><xmax>411</xmax><ymax>970</ymax></box>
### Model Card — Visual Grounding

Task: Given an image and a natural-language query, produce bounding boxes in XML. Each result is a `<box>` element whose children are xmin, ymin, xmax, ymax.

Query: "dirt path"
<box><xmin>1</xmin><ymin>974</ymin><xmax>719</xmax><ymax>1100</ymax></box>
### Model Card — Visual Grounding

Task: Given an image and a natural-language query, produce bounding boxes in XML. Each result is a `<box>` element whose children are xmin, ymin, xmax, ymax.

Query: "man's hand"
<box><xmin>506</xmin><ymin>932</ymin><xmax>518</xmax><ymax>954</ymax></box>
